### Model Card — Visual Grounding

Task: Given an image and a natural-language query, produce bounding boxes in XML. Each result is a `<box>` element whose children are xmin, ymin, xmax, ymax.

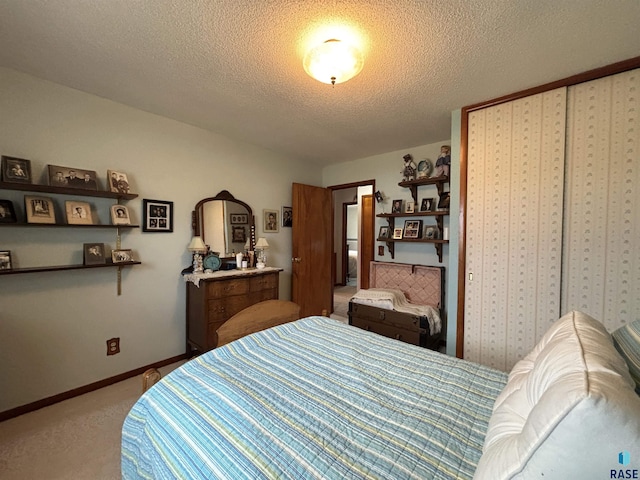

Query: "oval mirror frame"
<box><xmin>192</xmin><ymin>190</ymin><xmax>255</xmax><ymax>255</ymax></box>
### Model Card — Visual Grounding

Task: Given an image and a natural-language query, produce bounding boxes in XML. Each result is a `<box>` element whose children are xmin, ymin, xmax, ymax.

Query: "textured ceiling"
<box><xmin>0</xmin><ymin>1</ymin><xmax>639</xmax><ymax>166</ymax></box>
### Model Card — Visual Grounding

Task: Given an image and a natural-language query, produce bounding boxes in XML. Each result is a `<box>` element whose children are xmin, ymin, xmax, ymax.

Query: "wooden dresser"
<box><xmin>185</xmin><ymin>267</ymin><xmax>281</xmax><ymax>354</ymax></box>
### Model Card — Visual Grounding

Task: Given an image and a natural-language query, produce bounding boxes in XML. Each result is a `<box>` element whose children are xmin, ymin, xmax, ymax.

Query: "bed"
<box><xmin>122</xmin><ymin>311</ymin><xmax>640</xmax><ymax>479</ymax></box>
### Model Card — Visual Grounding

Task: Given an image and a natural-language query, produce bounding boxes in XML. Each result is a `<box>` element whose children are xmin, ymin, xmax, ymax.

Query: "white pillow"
<box><xmin>474</xmin><ymin>311</ymin><xmax>640</xmax><ymax>479</ymax></box>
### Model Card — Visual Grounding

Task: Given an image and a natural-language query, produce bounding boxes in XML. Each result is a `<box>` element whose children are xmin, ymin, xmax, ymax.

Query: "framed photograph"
<box><xmin>111</xmin><ymin>249</ymin><xmax>134</xmax><ymax>263</ymax></box>
<box><xmin>403</xmin><ymin>219</ymin><xmax>423</xmax><ymax>239</ymax></box>
<box><xmin>110</xmin><ymin>205</ymin><xmax>131</xmax><ymax>225</ymax></box>
<box><xmin>374</xmin><ymin>190</ymin><xmax>383</xmax><ymax>203</ymax></box>
<box><xmin>438</xmin><ymin>191</ymin><xmax>450</xmax><ymax>210</ymax></box>
<box><xmin>65</xmin><ymin>201</ymin><xmax>93</xmax><ymax>225</ymax></box>
<box><xmin>1</xmin><ymin>156</ymin><xmax>32</xmax><ymax>184</ymax></box>
<box><xmin>282</xmin><ymin>206</ymin><xmax>292</xmax><ymax>227</ymax></box>
<box><xmin>391</xmin><ymin>199</ymin><xmax>403</xmax><ymax>214</ymax></box>
<box><xmin>232</xmin><ymin>226</ymin><xmax>246</xmax><ymax>243</ymax></box>
<box><xmin>420</xmin><ymin>197</ymin><xmax>434</xmax><ymax>212</ymax></box>
<box><xmin>48</xmin><ymin>165</ymin><xmax>98</xmax><ymax>190</ymax></box>
<box><xmin>424</xmin><ymin>225</ymin><xmax>439</xmax><ymax>239</ymax></box>
<box><xmin>392</xmin><ymin>227</ymin><xmax>403</xmax><ymax>239</ymax></box>
<box><xmin>83</xmin><ymin>243</ymin><xmax>106</xmax><ymax>265</ymax></box>
<box><xmin>0</xmin><ymin>250</ymin><xmax>12</xmax><ymax>270</ymax></box>
<box><xmin>24</xmin><ymin>195</ymin><xmax>56</xmax><ymax>224</ymax></box>
<box><xmin>263</xmin><ymin>209</ymin><xmax>279</xmax><ymax>233</ymax></box>
<box><xmin>0</xmin><ymin>199</ymin><xmax>17</xmax><ymax>223</ymax></box>
<box><xmin>405</xmin><ymin>200</ymin><xmax>415</xmax><ymax>213</ymax></box>
<box><xmin>142</xmin><ymin>199</ymin><xmax>173</xmax><ymax>232</ymax></box>
<box><xmin>230</xmin><ymin>213</ymin><xmax>248</xmax><ymax>225</ymax></box>
<box><xmin>107</xmin><ymin>170</ymin><xmax>131</xmax><ymax>194</ymax></box>
<box><xmin>378</xmin><ymin>226</ymin><xmax>390</xmax><ymax>239</ymax></box>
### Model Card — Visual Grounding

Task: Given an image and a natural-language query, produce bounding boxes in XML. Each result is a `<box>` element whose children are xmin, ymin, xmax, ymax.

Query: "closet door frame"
<box><xmin>457</xmin><ymin>55</ymin><xmax>640</xmax><ymax>358</ymax></box>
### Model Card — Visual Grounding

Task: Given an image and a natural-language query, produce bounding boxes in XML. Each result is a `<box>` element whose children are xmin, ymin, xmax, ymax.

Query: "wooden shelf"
<box><xmin>0</xmin><ymin>181</ymin><xmax>137</xmax><ymax>200</ymax></box>
<box><xmin>0</xmin><ymin>261</ymin><xmax>141</xmax><ymax>275</ymax></box>
<box><xmin>377</xmin><ymin>211</ymin><xmax>448</xmax><ymax>218</ymax></box>
<box><xmin>398</xmin><ymin>175</ymin><xmax>449</xmax><ymax>204</ymax></box>
<box><xmin>0</xmin><ymin>223</ymin><xmax>139</xmax><ymax>229</ymax></box>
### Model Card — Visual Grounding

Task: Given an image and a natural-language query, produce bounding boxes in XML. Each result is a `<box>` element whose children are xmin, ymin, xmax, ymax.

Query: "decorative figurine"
<box><xmin>401</xmin><ymin>154</ymin><xmax>417</xmax><ymax>181</ymax></box>
<box><xmin>432</xmin><ymin>145</ymin><xmax>451</xmax><ymax>177</ymax></box>
<box><xmin>417</xmin><ymin>158</ymin><xmax>433</xmax><ymax>178</ymax></box>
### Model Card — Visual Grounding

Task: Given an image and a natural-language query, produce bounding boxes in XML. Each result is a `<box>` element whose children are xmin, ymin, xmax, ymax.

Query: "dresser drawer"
<box><xmin>208</xmin><ymin>295</ymin><xmax>252</xmax><ymax>323</ymax></box>
<box><xmin>207</xmin><ymin>278</ymin><xmax>250</xmax><ymax>299</ymax></box>
<box><xmin>350</xmin><ymin>316</ymin><xmax>421</xmax><ymax>345</ymax></box>
<box><xmin>249</xmin><ymin>273</ymin><xmax>278</xmax><ymax>292</ymax></box>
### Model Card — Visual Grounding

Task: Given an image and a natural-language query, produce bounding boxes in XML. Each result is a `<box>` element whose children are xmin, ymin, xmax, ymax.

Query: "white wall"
<box><xmin>322</xmin><ymin>141</ymin><xmax>457</xmax><ymax>354</ymax></box>
<box><xmin>0</xmin><ymin>68</ymin><xmax>322</xmax><ymax>412</ymax></box>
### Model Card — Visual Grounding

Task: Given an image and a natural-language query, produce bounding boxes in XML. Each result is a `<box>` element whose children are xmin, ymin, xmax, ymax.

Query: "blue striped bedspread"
<box><xmin>122</xmin><ymin>316</ymin><xmax>507</xmax><ymax>479</ymax></box>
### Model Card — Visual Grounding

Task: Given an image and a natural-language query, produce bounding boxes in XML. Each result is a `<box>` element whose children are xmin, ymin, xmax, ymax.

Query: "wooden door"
<box><xmin>292</xmin><ymin>183</ymin><xmax>333</xmax><ymax>317</ymax></box>
<box><xmin>360</xmin><ymin>194</ymin><xmax>374</xmax><ymax>289</ymax></box>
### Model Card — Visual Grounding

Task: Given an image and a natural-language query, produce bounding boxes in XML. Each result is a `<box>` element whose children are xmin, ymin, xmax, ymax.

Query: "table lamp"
<box><xmin>255</xmin><ymin>237</ymin><xmax>269</xmax><ymax>269</ymax></box>
<box><xmin>187</xmin><ymin>236</ymin><xmax>207</xmax><ymax>273</ymax></box>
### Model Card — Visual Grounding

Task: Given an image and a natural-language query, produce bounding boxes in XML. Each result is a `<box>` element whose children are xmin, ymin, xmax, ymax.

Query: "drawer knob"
<box><xmin>395</xmin><ymin>334</ymin><xmax>402</xmax><ymax>340</ymax></box>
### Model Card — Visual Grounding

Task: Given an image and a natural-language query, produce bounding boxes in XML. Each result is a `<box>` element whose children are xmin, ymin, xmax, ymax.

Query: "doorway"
<box><xmin>330</xmin><ymin>181</ymin><xmax>375</xmax><ymax>322</ymax></box>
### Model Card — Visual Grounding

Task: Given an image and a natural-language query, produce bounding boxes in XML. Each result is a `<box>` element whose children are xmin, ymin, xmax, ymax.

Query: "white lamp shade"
<box><xmin>187</xmin><ymin>236</ymin><xmax>206</xmax><ymax>252</ymax></box>
<box><xmin>255</xmin><ymin>237</ymin><xmax>269</xmax><ymax>249</ymax></box>
<box><xmin>303</xmin><ymin>39</ymin><xmax>364</xmax><ymax>85</ymax></box>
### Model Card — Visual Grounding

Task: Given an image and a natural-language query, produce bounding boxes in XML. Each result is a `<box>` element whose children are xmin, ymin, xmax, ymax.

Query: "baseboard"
<box><xmin>0</xmin><ymin>353</ymin><xmax>188</xmax><ymax>423</ymax></box>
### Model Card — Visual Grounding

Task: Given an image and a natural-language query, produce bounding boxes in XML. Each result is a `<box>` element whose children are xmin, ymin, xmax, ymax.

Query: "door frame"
<box><xmin>341</xmin><ymin>201</ymin><xmax>357</xmax><ymax>286</ymax></box>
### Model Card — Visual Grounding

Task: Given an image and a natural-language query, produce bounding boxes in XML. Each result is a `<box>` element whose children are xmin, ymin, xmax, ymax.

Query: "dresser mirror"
<box><xmin>193</xmin><ymin>190</ymin><xmax>255</xmax><ymax>258</ymax></box>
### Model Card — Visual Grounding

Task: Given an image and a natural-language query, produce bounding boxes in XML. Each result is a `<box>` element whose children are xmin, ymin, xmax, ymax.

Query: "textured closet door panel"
<box><xmin>563</xmin><ymin>69</ymin><xmax>639</xmax><ymax>331</ymax></box>
<box><xmin>465</xmin><ymin>88</ymin><xmax>566</xmax><ymax>371</ymax></box>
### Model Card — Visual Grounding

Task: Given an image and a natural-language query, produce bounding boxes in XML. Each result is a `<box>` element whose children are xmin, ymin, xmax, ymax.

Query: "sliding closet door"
<box><xmin>464</xmin><ymin>88</ymin><xmax>567</xmax><ymax>371</ymax></box>
<box><xmin>562</xmin><ymin>69</ymin><xmax>640</xmax><ymax>331</ymax></box>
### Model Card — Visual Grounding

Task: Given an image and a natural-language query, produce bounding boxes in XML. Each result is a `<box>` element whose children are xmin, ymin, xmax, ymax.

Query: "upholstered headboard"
<box><xmin>369</xmin><ymin>261</ymin><xmax>444</xmax><ymax>309</ymax></box>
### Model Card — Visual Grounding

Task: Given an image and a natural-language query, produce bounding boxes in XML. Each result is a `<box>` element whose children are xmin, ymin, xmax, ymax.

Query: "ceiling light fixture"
<box><xmin>303</xmin><ymin>39</ymin><xmax>364</xmax><ymax>86</ymax></box>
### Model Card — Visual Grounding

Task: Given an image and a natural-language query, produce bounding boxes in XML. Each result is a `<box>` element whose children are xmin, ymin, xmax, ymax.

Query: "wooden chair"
<box><xmin>216</xmin><ymin>300</ymin><xmax>301</xmax><ymax>348</ymax></box>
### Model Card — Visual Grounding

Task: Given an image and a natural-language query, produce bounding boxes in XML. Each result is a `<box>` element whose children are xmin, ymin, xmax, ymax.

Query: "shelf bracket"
<box><xmin>116</xmin><ymin>266</ymin><xmax>122</xmax><ymax>296</ymax></box>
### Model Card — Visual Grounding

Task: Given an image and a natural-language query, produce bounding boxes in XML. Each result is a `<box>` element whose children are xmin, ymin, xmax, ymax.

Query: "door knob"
<box><xmin>292</xmin><ymin>257</ymin><xmax>301</xmax><ymax>263</ymax></box>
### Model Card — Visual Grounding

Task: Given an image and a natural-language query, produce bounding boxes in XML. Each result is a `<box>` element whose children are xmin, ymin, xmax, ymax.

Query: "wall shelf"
<box><xmin>0</xmin><ymin>261</ymin><xmax>141</xmax><ymax>275</ymax></box>
<box><xmin>0</xmin><ymin>181</ymin><xmax>137</xmax><ymax>200</ymax></box>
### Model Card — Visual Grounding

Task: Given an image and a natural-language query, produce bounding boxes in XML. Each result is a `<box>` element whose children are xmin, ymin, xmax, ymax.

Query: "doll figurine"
<box><xmin>401</xmin><ymin>154</ymin><xmax>417</xmax><ymax>181</ymax></box>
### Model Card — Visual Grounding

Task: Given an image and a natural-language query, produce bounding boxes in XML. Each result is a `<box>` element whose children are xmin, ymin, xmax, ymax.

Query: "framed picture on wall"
<box><xmin>47</xmin><ymin>165</ymin><xmax>98</xmax><ymax>190</ymax></box>
<box><xmin>142</xmin><ymin>199</ymin><xmax>173</xmax><ymax>232</ymax></box>
<box><xmin>420</xmin><ymin>198</ymin><xmax>434</xmax><ymax>212</ymax></box>
<box><xmin>112</xmin><ymin>249</ymin><xmax>134</xmax><ymax>263</ymax></box>
<box><xmin>107</xmin><ymin>170</ymin><xmax>131</xmax><ymax>194</ymax></box>
<box><xmin>0</xmin><ymin>250</ymin><xmax>12</xmax><ymax>270</ymax></box>
<box><xmin>403</xmin><ymin>220</ymin><xmax>422</xmax><ymax>239</ymax></box>
<box><xmin>83</xmin><ymin>243</ymin><xmax>106</xmax><ymax>265</ymax></box>
<box><xmin>263</xmin><ymin>209</ymin><xmax>279</xmax><ymax>233</ymax></box>
<box><xmin>1</xmin><ymin>155</ymin><xmax>32</xmax><ymax>184</ymax></box>
<box><xmin>378</xmin><ymin>226</ymin><xmax>390</xmax><ymax>239</ymax></box>
<box><xmin>232</xmin><ymin>226</ymin><xmax>246</xmax><ymax>243</ymax></box>
<box><xmin>24</xmin><ymin>195</ymin><xmax>56</xmax><ymax>224</ymax></box>
<box><xmin>65</xmin><ymin>200</ymin><xmax>93</xmax><ymax>225</ymax></box>
<box><xmin>110</xmin><ymin>205</ymin><xmax>131</xmax><ymax>225</ymax></box>
<box><xmin>282</xmin><ymin>206</ymin><xmax>292</xmax><ymax>227</ymax></box>
<box><xmin>0</xmin><ymin>199</ymin><xmax>17</xmax><ymax>223</ymax></box>
<box><xmin>391</xmin><ymin>199</ymin><xmax>403</xmax><ymax>214</ymax></box>
<box><xmin>392</xmin><ymin>228</ymin><xmax>403</xmax><ymax>239</ymax></box>
<box><xmin>230</xmin><ymin>213</ymin><xmax>248</xmax><ymax>225</ymax></box>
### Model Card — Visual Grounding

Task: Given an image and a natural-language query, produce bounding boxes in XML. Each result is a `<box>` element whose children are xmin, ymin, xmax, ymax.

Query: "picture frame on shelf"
<box><xmin>391</xmin><ymin>199</ymin><xmax>403</xmax><ymax>214</ymax></box>
<box><xmin>24</xmin><ymin>195</ymin><xmax>56</xmax><ymax>224</ymax></box>
<box><xmin>230</xmin><ymin>213</ymin><xmax>248</xmax><ymax>225</ymax></box>
<box><xmin>83</xmin><ymin>243</ymin><xmax>106</xmax><ymax>265</ymax></box>
<box><xmin>378</xmin><ymin>226</ymin><xmax>390</xmax><ymax>239</ymax></box>
<box><xmin>107</xmin><ymin>170</ymin><xmax>131</xmax><ymax>194</ymax></box>
<box><xmin>263</xmin><ymin>209</ymin><xmax>279</xmax><ymax>233</ymax></box>
<box><xmin>437</xmin><ymin>191</ymin><xmax>450</xmax><ymax>210</ymax></box>
<box><xmin>424</xmin><ymin>225</ymin><xmax>439</xmax><ymax>239</ymax></box>
<box><xmin>47</xmin><ymin>165</ymin><xmax>98</xmax><ymax>190</ymax></box>
<box><xmin>0</xmin><ymin>199</ymin><xmax>17</xmax><ymax>223</ymax></box>
<box><xmin>142</xmin><ymin>199</ymin><xmax>173</xmax><ymax>232</ymax></box>
<box><xmin>1</xmin><ymin>156</ymin><xmax>32</xmax><ymax>184</ymax></box>
<box><xmin>112</xmin><ymin>249</ymin><xmax>134</xmax><ymax>263</ymax></box>
<box><xmin>65</xmin><ymin>200</ymin><xmax>93</xmax><ymax>225</ymax></box>
<box><xmin>232</xmin><ymin>226</ymin><xmax>246</xmax><ymax>243</ymax></box>
<box><xmin>420</xmin><ymin>198</ymin><xmax>434</xmax><ymax>212</ymax></box>
<box><xmin>403</xmin><ymin>220</ymin><xmax>423</xmax><ymax>239</ymax></box>
<box><xmin>0</xmin><ymin>250</ymin><xmax>12</xmax><ymax>270</ymax></box>
<box><xmin>405</xmin><ymin>200</ymin><xmax>415</xmax><ymax>213</ymax></box>
<box><xmin>282</xmin><ymin>206</ymin><xmax>292</xmax><ymax>227</ymax></box>
<box><xmin>392</xmin><ymin>227</ymin><xmax>403</xmax><ymax>239</ymax></box>
<box><xmin>110</xmin><ymin>205</ymin><xmax>131</xmax><ymax>225</ymax></box>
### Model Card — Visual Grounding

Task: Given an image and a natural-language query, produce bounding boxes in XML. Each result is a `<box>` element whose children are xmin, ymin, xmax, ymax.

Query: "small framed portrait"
<box><xmin>282</xmin><ymin>206</ymin><xmax>292</xmax><ymax>227</ymax></box>
<box><xmin>378</xmin><ymin>226</ymin><xmax>390</xmax><ymax>239</ymax></box>
<box><xmin>420</xmin><ymin>198</ymin><xmax>434</xmax><ymax>212</ymax></box>
<box><xmin>48</xmin><ymin>165</ymin><xmax>98</xmax><ymax>190</ymax></box>
<box><xmin>438</xmin><ymin>191</ymin><xmax>450</xmax><ymax>210</ymax></box>
<box><xmin>107</xmin><ymin>170</ymin><xmax>131</xmax><ymax>194</ymax></box>
<box><xmin>142</xmin><ymin>199</ymin><xmax>173</xmax><ymax>232</ymax></box>
<box><xmin>230</xmin><ymin>213</ymin><xmax>248</xmax><ymax>225</ymax></box>
<box><xmin>1</xmin><ymin>156</ymin><xmax>32</xmax><ymax>184</ymax></box>
<box><xmin>24</xmin><ymin>195</ymin><xmax>56</xmax><ymax>224</ymax></box>
<box><xmin>391</xmin><ymin>199</ymin><xmax>403</xmax><ymax>214</ymax></box>
<box><xmin>263</xmin><ymin>209</ymin><xmax>279</xmax><ymax>233</ymax></box>
<box><xmin>111</xmin><ymin>249</ymin><xmax>134</xmax><ymax>264</ymax></box>
<box><xmin>65</xmin><ymin>201</ymin><xmax>93</xmax><ymax>225</ymax></box>
<box><xmin>392</xmin><ymin>227</ymin><xmax>403</xmax><ymax>239</ymax></box>
<box><xmin>405</xmin><ymin>200</ymin><xmax>415</xmax><ymax>213</ymax></box>
<box><xmin>83</xmin><ymin>243</ymin><xmax>106</xmax><ymax>265</ymax></box>
<box><xmin>403</xmin><ymin>219</ymin><xmax>423</xmax><ymax>239</ymax></box>
<box><xmin>0</xmin><ymin>250</ymin><xmax>12</xmax><ymax>270</ymax></box>
<box><xmin>424</xmin><ymin>225</ymin><xmax>439</xmax><ymax>239</ymax></box>
<box><xmin>374</xmin><ymin>190</ymin><xmax>384</xmax><ymax>203</ymax></box>
<box><xmin>0</xmin><ymin>199</ymin><xmax>17</xmax><ymax>223</ymax></box>
<box><xmin>110</xmin><ymin>205</ymin><xmax>131</xmax><ymax>225</ymax></box>
<box><xmin>232</xmin><ymin>226</ymin><xmax>246</xmax><ymax>243</ymax></box>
